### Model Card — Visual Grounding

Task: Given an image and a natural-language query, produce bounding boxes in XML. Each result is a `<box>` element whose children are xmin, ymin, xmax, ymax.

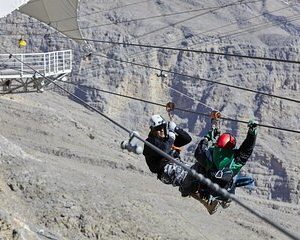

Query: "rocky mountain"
<box><xmin>0</xmin><ymin>0</ymin><xmax>299</xmax><ymax>239</ymax></box>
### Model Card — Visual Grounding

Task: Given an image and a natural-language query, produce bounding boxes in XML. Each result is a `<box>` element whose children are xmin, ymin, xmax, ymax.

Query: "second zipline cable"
<box><xmin>56</xmin><ymin>80</ymin><xmax>300</xmax><ymax>134</ymax></box>
<box><xmin>94</xmin><ymin>54</ymin><xmax>300</xmax><ymax>104</ymax></box>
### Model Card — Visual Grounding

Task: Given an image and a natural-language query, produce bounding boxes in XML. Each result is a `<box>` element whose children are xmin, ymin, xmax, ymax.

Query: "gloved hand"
<box><xmin>168</xmin><ymin>121</ymin><xmax>177</xmax><ymax>132</ymax></box>
<box><xmin>201</xmin><ymin>137</ymin><xmax>209</xmax><ymax>151</ymax></box>
<box><xmin>205</xmin><ymin>128</ymin><xmax>220</xmax><ymax>141</ymax></box>
<box><xmin>168</xmin><ymin>121</ymin><xmax>176</xmax><ymax>140</ymax></box>
<box><xmin>248</xmin><ymin>119</ymin><xmax>258</xmax><ymax>136</ymax></box>
<box><xmin>168</xmin><ymin>131</ymin><xmax>176</xmax><ymax>140</ymax></box>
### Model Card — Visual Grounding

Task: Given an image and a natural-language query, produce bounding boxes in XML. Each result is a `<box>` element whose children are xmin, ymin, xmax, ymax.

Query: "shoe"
<box><xmin>206</xmin><ymin>200</ymin><xmax>219</xmax><ymax>215</ymax></box>
<box><xmin>220</xmin><ymin>199</ymin><xmax>231</xmax><ymax>209</ymax></box>
<box><xmin>179</xmin><ymin>186</ymin><xmax>190</xmax><ymax>197</ymax></box>
<box><xmin>198</xmin><ymin>197</ymin><xmax>219</xmax><ymax>215</ymax></box>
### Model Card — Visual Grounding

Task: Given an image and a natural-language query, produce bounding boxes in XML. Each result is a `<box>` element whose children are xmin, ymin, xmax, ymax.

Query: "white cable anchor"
<box><xmin>121</xmin><ymin>131</ymin><xmax>144</xmax><ymax>155</ymax></box>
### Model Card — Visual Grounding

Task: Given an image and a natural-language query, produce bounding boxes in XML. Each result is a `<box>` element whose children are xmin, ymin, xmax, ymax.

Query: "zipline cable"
<box><xmin>69</xmin><ymin>63</ymin><xmax>299</xmax><ymax>134</ymax></box>
<box><xmin>74</xmin><ymin>53</ymin><xmax>300</xmax><ymax>107</ymax></box>
<box><xmin>1</xmin><ymin>0</ymin><xmax>251</xmax><ymax>38</ymax></box>
<box><xmin>115</xmin><ymin>0</ymin><xmax>252</xmax><ymax>42</ymax></box>
<box><xmin>63</xmin><ymin>1</ymin><xmax>300</xmax><ymax>66</ymax></box>
<box><xmin>67</xmin><ymin>62</ymin><xmax>237</xmax><ymax>109</ymax></box>
<box><xmin>72</xmin><ymin>37</ymin><xmax>300</xmax><ymax>65</ymax></box>
<box><xmin>3</xmin><ymin>0</ymin><xmax>297</xmax><ymax>67</ymax></box>
<box><xmin>215</xmin><ymin>14</ymin><xmax>300</xmax><ymax>42</ymax></box>
<box><xmin>0</xmin><ymin>0</ymin><xmax>153</xmax><ymax>28</ymax></box>
<box><xmin>127</xmin><ymin>4</ymin><xmax>295</xmax><ymax>59</ymax></box>
<box><xmin>5</xmin><ymin>50</ymin><xmax>299</xmax><ymax>240</ymax></box>
<box><xmin>63</xmin><ymin>0</ymin><xmax>260</xmax><ymax>33</ymax></box>
<box><xmin>6</xmin><ymin>2</ymin><xmax>292</xmax><ymax>65</ymax></box>
<box><xmin>69</xmin><ymin>64</ymin><xmax>226</xmax><ymax>117</ymax></box>
<box><xmin>53</xmin><ymin>0</ymin><xmax>153</xmax><ymax>24</ymax></box>
<box><xmin>178</xmin><ymin>6</ymin><xmax>298</xmax><ymax>47</ymax></box>
<box><xmin>2</xmin><ymin>42</ymin><xmax>298</xmax><ymax>105</ymax></box>
<box><xmin>0</xmin><ymin>0</ymin><xmax>256</xmax><ymax>37</ymax></box>
<box><xmin>78</xmin><ymin>0</ymin><xmax>255</xmax><ymax>56</ymax></box>
<box><xmin>63</xmin><ymin>5</ymin><xmax>227</xmax><ymax>32</ymax></box>
<box><xmin>56</xmin><ymin>80</ymin><xmax>300</xmax><ymax>134</ymax></box>
<box><xmin>167</xmin><ymin>85</ymin><xmax>226</xmax><ymax>117</ymax></box>
<box><xmin>95</xmin><ymin>53</ymin><xmax>300</xmax><ymax>104</ymax></box>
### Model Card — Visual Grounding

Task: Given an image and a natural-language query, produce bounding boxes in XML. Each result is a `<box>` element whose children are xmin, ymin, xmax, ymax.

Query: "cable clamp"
<box><xmin>121</xmin><ymin>131</ymin><xmax>144</xmax><ymax>155</ymax></box>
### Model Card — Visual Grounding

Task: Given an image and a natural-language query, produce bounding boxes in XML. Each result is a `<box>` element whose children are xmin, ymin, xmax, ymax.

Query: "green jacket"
<box><xmin>195</xmin><ymin>130</ymin><xmax>257</xmax><ymax>180</ymax></box>
<box><xmin>212</xmin><ymin>147</ymin><xmax>243</xmax><ymax>176</ymax></box>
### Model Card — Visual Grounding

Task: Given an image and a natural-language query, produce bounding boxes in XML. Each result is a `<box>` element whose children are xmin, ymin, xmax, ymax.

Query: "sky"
<box><xmin>0</xmin><ymin>0</ymin><xmax>30</xmax><ymax>18</ymax></box>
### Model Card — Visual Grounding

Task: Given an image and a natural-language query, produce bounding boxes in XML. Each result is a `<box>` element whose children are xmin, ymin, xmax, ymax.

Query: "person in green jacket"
<box><xmin>182</xmin><ymin>120</ymin><xmax>258</xmax><ymax>214</ymax></box>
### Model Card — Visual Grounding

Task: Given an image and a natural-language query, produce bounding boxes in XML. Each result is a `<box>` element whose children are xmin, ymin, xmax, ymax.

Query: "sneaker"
<box><xmin>220</xmin><ymin>199</ymin><xmax>231</xmax><ymax>209</ymax></box>
<box><xmin>197</xmin><ymin>196</ymin><xmax>219</xmax><ymax>215</ymax></box>
<box><xmin>179</xmin><ymin>186</ymin><xmax>190</xmax><ymax>197</ymax></box>
<box><xmin>206</xmin><ymin>200</ymin><xmax>219</xmax><ymax>215</ymax></box>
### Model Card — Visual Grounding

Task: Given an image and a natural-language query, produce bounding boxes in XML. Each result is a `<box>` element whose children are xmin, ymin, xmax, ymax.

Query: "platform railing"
<box><xmin>0</xmin><ymin>50</ymin><xmax>72</xmax><ymax>79</ymax></box>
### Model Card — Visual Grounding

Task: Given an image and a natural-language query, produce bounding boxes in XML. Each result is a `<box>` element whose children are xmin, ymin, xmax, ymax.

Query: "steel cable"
<box><xmin>56</xmin><ymin>80</ymin><xmax>300</xmax><ymax>134</ymax></box>
<box><xmin>94</xmin><ymin>53</ymin><xmax>300</xmax><ymax>104</ymax></box>
<box><xmin>71</xmin><ymin>37</ymin><xmax>300</xmax><ymax>65</ymax></box>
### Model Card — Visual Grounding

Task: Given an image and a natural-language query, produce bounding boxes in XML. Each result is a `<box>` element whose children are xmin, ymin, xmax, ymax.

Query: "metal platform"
<box><xmin>0</xmin><ymin>50</ymin><xmax>72</xmax><ymax>94</ymax></box>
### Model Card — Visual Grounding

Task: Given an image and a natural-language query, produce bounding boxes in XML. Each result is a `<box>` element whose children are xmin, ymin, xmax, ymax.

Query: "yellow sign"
<box><xmin>18</xmin><ymin>39</ymin><xmax>27</xmax><ymax>48</ymax></box>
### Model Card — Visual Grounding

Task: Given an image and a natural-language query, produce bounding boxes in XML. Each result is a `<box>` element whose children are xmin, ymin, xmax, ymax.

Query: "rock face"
<box><xmin>0</xmin><ymin>0</ymin><xmax>299</xmax><ymax>239</ymax></box>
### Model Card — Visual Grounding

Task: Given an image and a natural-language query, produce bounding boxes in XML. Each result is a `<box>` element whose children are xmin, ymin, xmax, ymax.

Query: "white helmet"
<box><xmin>149</xmin><ymin>114</ymin><xmax>166</xmax><ymax>129</ymax></box>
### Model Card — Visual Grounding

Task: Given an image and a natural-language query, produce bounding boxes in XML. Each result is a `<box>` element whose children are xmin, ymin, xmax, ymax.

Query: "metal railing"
<box><xmin>0</xmin><ymin>50</ymin><xmax>72</xmax><ymax>79</ymax></box>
